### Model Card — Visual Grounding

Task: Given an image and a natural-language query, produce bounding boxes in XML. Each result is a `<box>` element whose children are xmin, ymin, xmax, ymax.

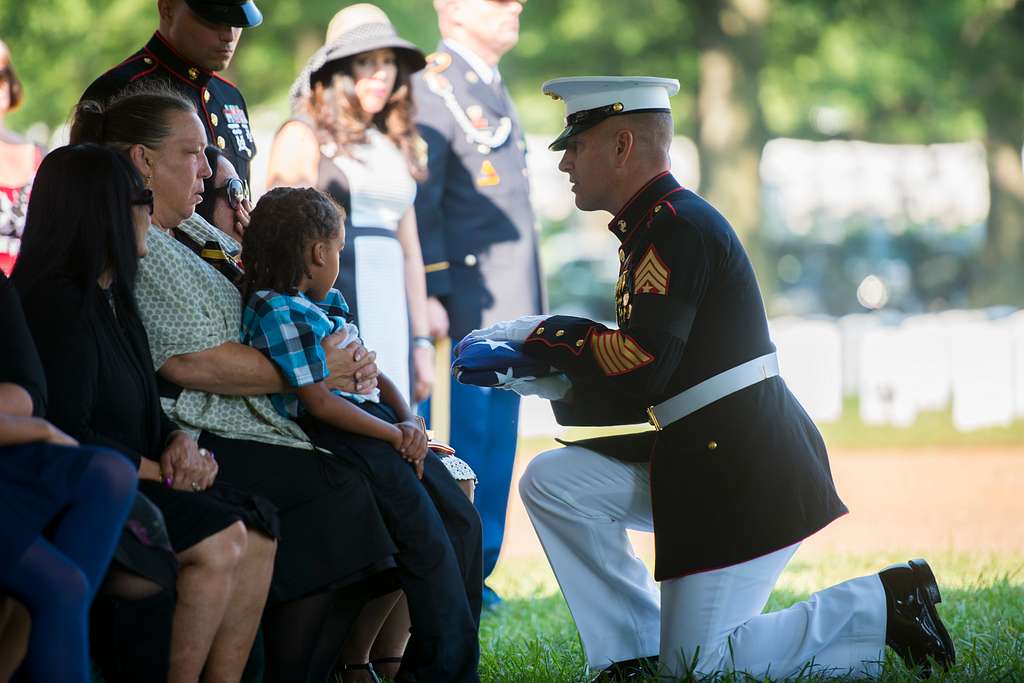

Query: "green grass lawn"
<box><xmin>481</xmin><ymin>552</ymin><xmax>1024</xmax><ymax>682</ymax></box>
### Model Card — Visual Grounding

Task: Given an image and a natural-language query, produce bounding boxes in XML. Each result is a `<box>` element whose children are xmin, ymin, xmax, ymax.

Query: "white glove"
<box><xmin>465</xmin><ymin>315</ymin><xmax>549</xmax><ymax>345</ymax></box>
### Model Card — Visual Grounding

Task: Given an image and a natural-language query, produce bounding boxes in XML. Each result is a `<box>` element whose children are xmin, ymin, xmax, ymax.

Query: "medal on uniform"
<box><xmin>476</xmin><ymin>159</ymin><xmax>501</xmax><ymax>187</ymax></box>
<box><xmin>466</xmin><ymin>105</ymin><xmax>488</xmax><ymax>129</ymax></box>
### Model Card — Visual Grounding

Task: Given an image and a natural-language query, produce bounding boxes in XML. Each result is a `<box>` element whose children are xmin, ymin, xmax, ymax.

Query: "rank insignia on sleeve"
<box><xmin>590</xmin><ymin>331</ymin><xmax>654</xmax><ymax>376</ymax></box>
<box><xmin>633</xmin><ymin>245</ymin><xmax>670</xmax><ymax>295</ymax></box>
<box><xmin>476</xmin><ymin>159</ymin><xmax>501</xmax><ymax>187</ymax></box>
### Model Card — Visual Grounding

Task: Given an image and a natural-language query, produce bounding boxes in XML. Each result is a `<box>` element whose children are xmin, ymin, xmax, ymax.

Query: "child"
<box><xmin>241</xmin><ymin>187</ymin><xmax>485</xmax><ymax>682</ymax></box>
<box><xmin>239</xmin><ymin>186</ymin><xmax>428</xmax><ymax>475</ymax></box>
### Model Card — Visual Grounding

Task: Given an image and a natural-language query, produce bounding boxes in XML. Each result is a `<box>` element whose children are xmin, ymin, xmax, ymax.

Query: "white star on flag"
<box><xmin>476</xmin><ymin>339</ymin><xmax>514</xmax><ymax>351</ymax></box>
<box><xmin>493</xmin><ymin>368</ymin><xmax>516</xmax><ymax>384</ymax></box>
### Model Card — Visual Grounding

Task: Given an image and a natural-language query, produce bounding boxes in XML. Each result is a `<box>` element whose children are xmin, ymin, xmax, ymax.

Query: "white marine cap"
<box><xmin>542</xmin><ymin>76</ymin><xmax>680</xmax><ymax>151</ymax></box>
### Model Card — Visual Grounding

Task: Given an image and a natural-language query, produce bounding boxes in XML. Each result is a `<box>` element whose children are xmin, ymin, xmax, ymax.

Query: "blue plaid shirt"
<box><xmin>241</xmin><ymin>288</ymin><xmax>375</xmax><ymax>418</ymax></box>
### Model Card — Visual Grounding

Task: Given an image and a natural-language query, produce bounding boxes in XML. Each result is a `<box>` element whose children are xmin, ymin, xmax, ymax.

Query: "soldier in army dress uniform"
<box><xmin>413</xmin><ymin>0</ymin><xmax>543</xmax><ymax>607</ymax></box>
<box><xmin>82</xmin><ymin>0</ymin><xmax>261</xmax><ymax>198</ymax></box>
<box><xmin>517</xmin><ymin>77</ymin><xmax>956</xmax><ymax>680</ymax></box>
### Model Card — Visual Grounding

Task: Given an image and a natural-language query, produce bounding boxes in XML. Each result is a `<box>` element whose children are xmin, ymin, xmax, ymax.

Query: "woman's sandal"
<box><xmin>370</xmin><ymin>656</ymin><xmax>403</xmax><ymax>678</ymax></box>
<box><xmin>334</xmin><ymin>662</ymin><xmax>381</xmax><ymax>683</ymax></box>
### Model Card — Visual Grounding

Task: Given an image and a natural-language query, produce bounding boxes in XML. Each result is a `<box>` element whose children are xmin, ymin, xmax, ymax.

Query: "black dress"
<box><xmin>0</xmin><ymin>272</ymin><xmax>93</xmax><ymax>577</ymax></box>
<box><xmin>19</xmin><ymin>278</ymin><xmax>278</xmax><ymax>556</ymax></box>
<box><xmin>0</xmin><ymin>271</ymin><xmax>177</xmax><ymax>591</ymax></box>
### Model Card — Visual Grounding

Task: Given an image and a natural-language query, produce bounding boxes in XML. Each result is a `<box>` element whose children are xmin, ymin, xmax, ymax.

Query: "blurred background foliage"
<box><xmin>2</xmin><ymin>0</ymin><xmax>1022</xmax><ymax>312</ymax></box>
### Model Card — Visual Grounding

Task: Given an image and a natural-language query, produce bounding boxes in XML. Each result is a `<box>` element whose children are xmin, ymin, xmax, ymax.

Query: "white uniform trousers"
<box><xmin>519</xmin><ymin>445</ymin><xmax>888</xmax><ymax>678</ymax></box>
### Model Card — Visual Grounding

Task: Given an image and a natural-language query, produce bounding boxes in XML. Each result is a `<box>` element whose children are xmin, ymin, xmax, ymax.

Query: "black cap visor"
<box><xmin>187</xmin><ymin>0</ymin><xmax>263</xmax><ymax>28</ymax></box>
<box><xmin>548</xmin><ymin>121</ymin><xmax>596</xmax><ymax>151</ymax></box>
<box><xmin>548</xmin><ymin>106</ymin><xmax>672</xmax><ymax>151</ymax></box>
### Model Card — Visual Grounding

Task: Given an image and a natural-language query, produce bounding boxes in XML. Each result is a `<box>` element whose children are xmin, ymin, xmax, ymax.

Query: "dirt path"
<box><xmin>498</xmin><ymin>445</ymin><xmax>1024</xmax><ymax>562</ymax></box>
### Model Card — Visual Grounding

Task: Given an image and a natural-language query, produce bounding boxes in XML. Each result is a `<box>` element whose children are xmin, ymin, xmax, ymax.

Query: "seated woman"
<box><xmin>12</xmin><ymin>143</ymin><xmax>276</xmax><ymax>683</ymax></box>
<box><xmin>74</xmin><ymin>85</ymin><xmax>484</xmax><ymax>682</ymax></box>
<box><xmin>71</xmin><ymin>87</ymin><xmax>404</xmax><ymax>681</ymax></box>
<box><xmin>0</xmin><ymin>267</ymin><xmax>136</xmax><ymax>682</ymax></box>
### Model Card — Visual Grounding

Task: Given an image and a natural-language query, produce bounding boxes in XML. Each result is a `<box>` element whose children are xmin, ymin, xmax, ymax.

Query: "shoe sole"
<box><xmin>909</xmin><ymin>558</ymin><xmax>957</xmax><ymax>669</ymax></box>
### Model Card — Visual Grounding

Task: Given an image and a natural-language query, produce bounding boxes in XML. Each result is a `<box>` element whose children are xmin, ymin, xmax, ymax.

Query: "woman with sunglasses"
<box><xmin>1</xmin><ymin>154</ymin><xmax>139</xmax><ymax>683</ymax></box>
<box><xmin>7</xmin><ymin>151</ymin><xmax>180</xmax><ymax>682</ymax></box>
<box><xmin>196</xmin><ymin>145</ymin><xmax>249</xmax><ymax>244</ymax></box>
<box><xmin>19</xmin><ymin>109</ymin><xmax>279</xmax><ymax>681</ymax></box>
<box><xmin>268</xmin><ymin>4</ymin><xmax>435</xmax><ymax>409</ymax></box>
<box><xmin>71</xmin><ymin>85</ymin><xmax>409</xmax><ymax>681</ymax></box>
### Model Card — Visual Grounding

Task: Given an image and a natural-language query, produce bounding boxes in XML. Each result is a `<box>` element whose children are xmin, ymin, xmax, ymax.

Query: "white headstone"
<box><xmin>1004</xmin><ymin>311</ymin><xmax>1024</xmax><ymax>419</ymax></box>
<box><xmin>950</xmin><ymin>321</ymin><xmax>1015</xmax><ymax>431</ymax></box>
<box><xmin>859</xmin><ymin>326</ymin><xmax>918</xmax><ymax>427</ymax></box>
<box><xmin>838</xmin><ymin>313</ymin><xmax>884</xmax><ymax>397</ymax></box>
<box><xmin>899</xmin><ymin>314</ymin><xmax>952</xmax><ymax>412</ymax></box>
<box><xmin>771</xmin><ymin>318</ymin><xmax>843</xmax><ymax>422</ymax></box>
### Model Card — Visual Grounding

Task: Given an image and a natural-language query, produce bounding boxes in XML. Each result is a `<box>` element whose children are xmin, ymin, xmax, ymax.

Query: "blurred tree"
<box><xmin>0</xmin><ymin>1</ymin><xmax>443</xmax><ymax>135</ymax></box>
<box><xmin>2</xmin><ymin>0</ymin><xmax>1020</xmax><ymax>304</ymax></box>
<box><xmin>762</xmin><ymin>0</ymin><xmax>1024</xmax><ymax>305</ymax></box>
<box><xmin>693</xmin><ymin>0</ymin><xmax>770</xmax><ymax>246</ymax></box>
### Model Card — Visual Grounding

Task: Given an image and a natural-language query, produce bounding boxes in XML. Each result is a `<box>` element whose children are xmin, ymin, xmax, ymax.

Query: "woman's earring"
<box><xmin>144</xmin><ymin>175</ymin><xmax>152</xmax><ymax>188</ymax></box>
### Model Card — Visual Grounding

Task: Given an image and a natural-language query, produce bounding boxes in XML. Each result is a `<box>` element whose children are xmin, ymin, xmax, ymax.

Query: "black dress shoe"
<box><xmin>591</xmin><ymin>656</ymin><xmax>658</xmax><ymax>681</ymax></box>
<box><xmin>879</xmin><ymin>558</ymin><xmax>956</xmax><ymax>676</ymax></box>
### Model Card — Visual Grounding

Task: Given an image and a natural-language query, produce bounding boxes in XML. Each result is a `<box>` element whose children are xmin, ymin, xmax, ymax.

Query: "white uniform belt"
<box><xmin>646</xmin><ymin>352</ymin><xmax>779</xmax><ymax>431</ymax></box>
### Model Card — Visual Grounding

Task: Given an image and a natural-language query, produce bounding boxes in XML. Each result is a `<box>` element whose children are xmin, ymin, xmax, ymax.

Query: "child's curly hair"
<box><xmin>241</xmin><ymin>186</ymin><xmax>345</xmax><ymax>299</ymax></box>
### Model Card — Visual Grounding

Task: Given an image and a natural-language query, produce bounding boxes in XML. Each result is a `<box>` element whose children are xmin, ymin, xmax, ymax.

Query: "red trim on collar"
<box><xmin>151</xmin><ymin>32</ymin><xmax>214</xmax><ymax>88</ymax></box>
<box><xmin>143</xmin><ymin>46</ymin><xmax>203</xmax><ymax>90</ymax></box>
<box><xmin>607</xmin><ymin>171</ymin><xmax>671</xmax><ymax>231</ymax></box>
<box><xmin>620</xmin><ymin>186</ymin><xmax>686</xmax><ymax>248</ymax></box>
<box><xmin>212</xmin><ymin>73</ymin><xmax>238</xmax><ymax>89</ymax></box>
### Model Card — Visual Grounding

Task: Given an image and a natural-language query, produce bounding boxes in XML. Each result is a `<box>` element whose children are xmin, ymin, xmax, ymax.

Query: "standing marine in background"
<box><xmin>413</xmin><ymin>0</ymin><xmax>544</xmax><ymax>608</ymax></box>
<box><xmin>82</xmin><ymin>0</ymin><xmax>261</xmax><ymax>197</ymax></box>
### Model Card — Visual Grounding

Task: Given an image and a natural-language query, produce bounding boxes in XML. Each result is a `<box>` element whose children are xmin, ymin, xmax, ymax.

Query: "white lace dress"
<box><xmin>308</xmin><ymin>123</ymin><xmax>476</xmax><ymax>483</ymax></box>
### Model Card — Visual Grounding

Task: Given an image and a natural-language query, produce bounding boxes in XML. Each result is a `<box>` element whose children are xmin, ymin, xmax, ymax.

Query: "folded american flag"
<box><xmin>453</xmin><ymin>337</ymin><xmax>554</xmax><ymax>387</ymax></box>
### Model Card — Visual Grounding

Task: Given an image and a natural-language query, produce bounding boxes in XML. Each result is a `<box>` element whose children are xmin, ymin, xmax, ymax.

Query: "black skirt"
<box><xmin>139</xmin><ymin>479</ymin><xmax>279</xmax><ymax>555</ymax></box>
<box><xmin>197</xmin><ymin>432</ymin><xmax>397</xmax><ymax>604</ymax></box>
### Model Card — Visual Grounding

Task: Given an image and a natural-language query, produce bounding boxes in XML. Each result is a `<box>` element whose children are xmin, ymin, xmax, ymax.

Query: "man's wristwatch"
<box><xmin>413</xmin><ymin>336</ymin><xmax>435</xmax><ymax>350</ymax></box>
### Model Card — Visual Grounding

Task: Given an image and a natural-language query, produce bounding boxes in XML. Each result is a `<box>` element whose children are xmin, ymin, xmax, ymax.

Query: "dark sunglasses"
<box><xmin>131</xmin><ymin>188</ymin><xmax>154</xmax><ymax>216</ymax></box>
<box><xmin>213</xmin><ymin>177</ymin><xmax>247</xmax><ymax>211</ymax></box>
